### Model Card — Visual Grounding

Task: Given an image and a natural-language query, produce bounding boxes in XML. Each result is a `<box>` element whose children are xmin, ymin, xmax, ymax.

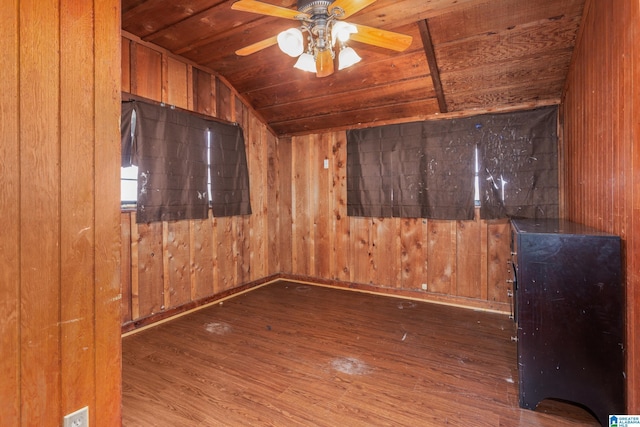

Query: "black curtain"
<box><xmin>208</xmin><ymin>121</ymin><xmax>252</xmax><ymax>217</ymax></box>
<box><xmin>347</xmin><ymin>106</ymin><xmax>557</xmax><ymax>220</ymax></box>
<box><xmin>347</xmin><ymin>120</ymin><xmax>475</xmax><ymax>220</ymax></box>
<box><xmin>121</xmin><ymin>101</ymin><xmax>135</xmax><ymax>167</ymax></box>
<box><xmin>420</xmin><ymin>118</ymin><xmax>476</xmax><ymax>220</ymax></box>
<box><xmin>478</xmin><ymin>106</ymin><xmax>558</xmax><ymax>219</ymax></box>
<box><xmin>347</xmin><ymin>124</ymin><xmax>405</xmax><ymax>218</ymax></box>
<box><xmin>129</xmin><ymin>101</ymin><xmax>210</xmax><ymax>223</ymax></box>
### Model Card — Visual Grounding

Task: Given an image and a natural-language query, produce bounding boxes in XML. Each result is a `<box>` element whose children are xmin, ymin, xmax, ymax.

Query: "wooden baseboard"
<box><xmin>278</xmin><ymin>274</ymin><xmax>511</xmax><ymax>314</ymax></box>
<box><xmin>122</xmin><ymin>274</ymin><xmax>510</xmax><ymax>336</ymax></box>
<box><xmin>121</xmin><ymin>274</ymin><xmax>280</xmax><ymax>336</ymax></box>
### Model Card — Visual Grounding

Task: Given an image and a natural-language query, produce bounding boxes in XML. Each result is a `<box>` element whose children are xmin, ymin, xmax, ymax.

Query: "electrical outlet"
<box><xmin>64</xmin><ymin>406</ymin><xmax>88</xmax><ymax>427</ymax></box>
<box><xmin>421</xmin><ymin>283</ymin><xmax>428</xmax><ymax>291</ymax></box>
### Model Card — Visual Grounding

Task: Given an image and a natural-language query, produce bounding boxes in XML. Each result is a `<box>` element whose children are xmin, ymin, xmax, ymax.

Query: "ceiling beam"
<box><xmin>418</xmin><ymin>19</ymin><xmax>448</xmax><ymax>113</ymax></box>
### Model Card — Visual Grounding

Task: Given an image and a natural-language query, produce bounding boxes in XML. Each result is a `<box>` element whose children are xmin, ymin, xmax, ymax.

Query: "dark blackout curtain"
<box><xmin>209</xmin><ymin>121</ymin><xmax>252</xmax><ymax>217</ymax></box>
<box><xmin>347</xmin><ymin>106</ymin><xmax>558</xmax><ymax>220</ymax></box>
<box><xmin>346</xmin><ymin>123</ymin><xmax>405</xmax><ymax>218</ymax></box>
<box><xmin>477</xmin><ymin>106</ymin><xmax>558</xmax><ymax>219</ymax></box>
<box><xmin>121</xmin><ymin>101</ymin><xmax>135</xmax><ymax>167</ymax></box>
<box><xmin>347</xmin><ymin>121</ymin><xmax>475</xmax><ymax>220</ymax></box>
<box><xmin>128</xmin><ymin>101</ymin><xmax>209</xmax><ymax>223</ymax></box>
<box><xmin>421</xmin><ymin>119</ymin><xmax>476</xmax><ymax>220</ymax></box>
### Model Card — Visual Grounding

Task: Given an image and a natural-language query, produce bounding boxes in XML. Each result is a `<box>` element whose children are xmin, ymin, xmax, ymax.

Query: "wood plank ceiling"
<box><xmin>122</xmin><ymin>0</ymin><xmax>585</xmax><ymax>136</ymax></box>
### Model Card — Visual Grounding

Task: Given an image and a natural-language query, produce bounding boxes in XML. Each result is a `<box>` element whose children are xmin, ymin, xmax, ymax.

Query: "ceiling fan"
<box><xmin>232</xmin><ymin>0</ymin><xmax>413</xmax><ymax>77</ymax></box>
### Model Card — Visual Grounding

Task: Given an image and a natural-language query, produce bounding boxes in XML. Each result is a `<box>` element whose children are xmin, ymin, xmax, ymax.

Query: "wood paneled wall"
<box><xmin>120</xmin><ymin>34</ymin><xmax>280</xmax><ymax>327</ymax></box>
<box><xmin>561</xmin><ymin>0</ymin><xmax>640</xmax><ymax>412</ymax></box>
<box><xmin>1</xmin><ymin>1</ymin><xmax>122</xmax><ymax>426</ymax></box>
<box><xmin>120</xmin><ymin>34</ymin><xmax>513</xmax><ymax>330</ymax></box>
<box><xmin>280</xmin><ymin>133</ymin><xmax>512</xmax><ymax>311</ymax></box>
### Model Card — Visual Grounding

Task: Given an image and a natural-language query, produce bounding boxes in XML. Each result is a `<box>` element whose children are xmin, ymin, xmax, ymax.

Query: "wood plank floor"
<box><xmin>122</xmin><ymin>281</ymin><xmax>600</xmax><ymax>426</ymax></box>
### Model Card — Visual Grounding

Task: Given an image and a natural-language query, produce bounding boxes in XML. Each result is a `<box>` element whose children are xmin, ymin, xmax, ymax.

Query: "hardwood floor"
<box><xmin>122</xmin><ymin>281</ymin><xmax>600</xmax><ymax>426</ymax></box>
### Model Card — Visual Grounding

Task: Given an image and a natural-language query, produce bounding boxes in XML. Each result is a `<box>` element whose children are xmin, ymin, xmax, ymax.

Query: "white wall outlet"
<box><xmin>323</xmin><ymin>158</ymin><xmax>329</xmax><ymax>169</ymax></box>
<box><xmin>64</xmin><ymin>406</ymin><xmax>88</xmax><ymax>427</ymax></box>
<box><xmin>421</xmin><ymin>283</ymin><xmax>428</xmax><ymax>290</ymax></box>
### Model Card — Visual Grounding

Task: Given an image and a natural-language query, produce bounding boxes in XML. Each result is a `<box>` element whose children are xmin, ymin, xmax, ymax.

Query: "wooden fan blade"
<box><xmin>328</xmin><ymin>0</ymin><xmax>376</xmax><ymax>19</ymax></box>
<box><xmin>231</xmin><ymin>0</ymin><xmax>309</xmax><ymax>20</ymax></box>
<box><xmin>350</xmin><ymin>24</ymin><xmax>413</xmax><ymax>51</ymax></box>
<box><xmin>235</xmin><ymin>35</ymin><xmax>278</xmax><ymax>56</ymax></box>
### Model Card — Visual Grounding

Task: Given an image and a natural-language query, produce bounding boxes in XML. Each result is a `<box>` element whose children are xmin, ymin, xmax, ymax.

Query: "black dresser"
<box><xmin>510</xmin><ymin>218</ymin><xmax>625</xmax><ymax>426</ymax></box>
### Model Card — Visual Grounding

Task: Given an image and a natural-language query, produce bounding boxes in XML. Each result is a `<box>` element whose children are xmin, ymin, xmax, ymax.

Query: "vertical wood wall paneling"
<box><xmin>193</xmin><ymin>68</ymin><xmax>214</xmax><ymax>116</ymax></box>
<box><xmin>562</xmin><ymin>0</ymin><xmax>640</xmax><ymax>412</ymax></box>
<box><xmin>93</xmin><ymin>0</ymin><xmax>123</xmax><ymax>423</ymax></box>
<box><xmin>133</xmin><ymin>44</ymin><xmax>162</xmax><ymax>100</ymax></box>
<box><xmin>331</xmin><ymin>132</ymin><xmax>351</xmax><ymax>283</ymax></box>
<box><xmin>122</xmin><ymin>36</ymin><xmax>276</xmax><ymax>323</ymax></box>
<box><xmin>315</xmin><ymin>133</ymin><xmax>332</xmax><ymax>278</ymax></box>
<box><xmin>285</xmin><ymin>133</ymin><xmax>511</xmax><ymax>308</ymax></box>
<box><xmin>136</xmin><ymin>222</ymin><xmax>164</xmax><ymax>316</ymax></box>
<box><xmin>191</xmin><ymin>213</ymin><xmax>215</xmax><ymax>300</ymax></box>
<box><xmin>486</xmin><ymin>220</ymin><xmax>511</xmax><ymax>303</ymax></box>
<box><xmin>0</xmin><ymin>1</ymin><xmax>20</xmax><ymax>424</ymax></box>
<box><xmin>308</xmin><ymin>134</ymin><xmax>321</xmax><ymax>277</ymax></box>
<box><xmin>351</xmin><ymin>217</ymin><xmax>372</xmax><ymax>285</ymax></box>
<box><xmin>214</xmin><ymin>78</ymin><xmax>237</xmax><ymax>292</ymax></box>
<box><xmin>19</xmin><ymin>1</ymin><xmax>62</xmax><ymax>424</ymax></box>
<box><xmin>166</xmin><ymin>57</ymin><xmax>188</xmax><ymax>109</ymax></box>
<box><xmin>292</xmin><ymin>135</ymin><xmax>312</xmax><ymax>276</ymax></box>
<box><xmin>250</xmin><ymin>112</ymin><xmax>268</xmax><ymax>281</ymax></box>
<box><xmin>130</xmin><ymin>213</ymin><xmax>140</xmax><ymax>319</ymax></box>
<box><xmin>632</xmin><ymin>0</ymin><xmax>640</xmax><ymax>413</ymax></box>
<box><xmin>121</xmin><ymin>213</ymin><xmax>133</xmax><ymax>323</ymax></box>
<box><xmin>371</xmin><ymin>217</ymin><xmax>401</xmax><ymax>288</ymax></box>
<box><xmin>165</xmin><ymin>221</ymin><xmax>191</xmax><ymax>308</ymax></box>
<box><xmin>122</xmin><ymin>37</ymin><xmax>131</xmax><ymax>93</ymax></box>
<box><xmin>163</xmin><ymin>55</ymin><xmax>191</xmax><ymax>310</ymax></box>
<box><xmin>119</xmin><ymin>32</ymin><xmax>513</xmax><ymax>332</ymax></box>
<box><xmin>456</xmin><ymin>219</ymin><xmax>482</xmax><ymax>298</ymax></box>
<box><xmin>278</xmin><ymin>137</ymin><xmax>293</xmax><ymax>274</ymax></box>
<box><xmin>61</xmin><ymin>0</ymin><xmax>96</xmax><ymax>417</ymax></box>
<box><xmin>267</xmin><ymin>129</ymin><xmax>281</xmax><ymax>275</ymax></box>
<box><xmin>426</xmin><ymin>221</ymin><xmax>455</xmax><ymax>295</ymax></box>
<box><xmin>4</xmin><ymin>1</ymin><xmax>121</xmax><ymax>425</ymax></box>
<box><xmin>240</xmin><ymin>103</ymin><xmax>252</xmax><ymax>283</ymax></box>
<box><xmin>400</xmin><ymin>218</ymin><xmax>426</xmax><ymax>290</ymax></box>
<box><xmin>192</xmin><ymin>68</ymin><xmax>216</xmax><ymax>300</ymax></box>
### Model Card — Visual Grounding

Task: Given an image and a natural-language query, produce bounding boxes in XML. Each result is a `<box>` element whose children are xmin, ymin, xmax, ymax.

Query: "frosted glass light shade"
<box><xmin>277</xmin><ymin>28</ymin><xmax>304</xmax><ymax>57</ymax></box>
<box><xmin>338</xmin><ymin>47</ymin><xmax>361</xmax><ymax>70</ymax></box>
<box><xmin>332</xmin><ymin>21</ymin><xmax>357</xmax><ymax>45</ymax></box>
<box><xmin>294</xmin><ymin>53</ymin><xmax>316</xmax><ymax>73</ymax></box>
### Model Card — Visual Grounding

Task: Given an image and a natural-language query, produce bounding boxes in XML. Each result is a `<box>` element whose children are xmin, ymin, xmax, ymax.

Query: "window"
<box><xmin>121</xmin><ymin>165</ymin><xmax>138</xmax><ymax>205</ymax></box>
<box><xmin>121</xmin><ymin>108</ymin><xmax>137</xmax><ymax>206</ymax></box>
<box><xmin>474</xmin><ymin>145</ymin><xmax>480</xmax><ymax>206</ymax></box>
<box><xmin>120</xmin><ymin>100</ymin><xmax>251</xmax><ymax>222</ymax></box>
<box><xmin>206</xmin><ymin>129</ymin><xmax>212</xmax><ymax>203</ymax></box>
<box><xmin>347</xmin><ymin>106</ymin><xmax>558</xmax><ymax>220</ymax></box>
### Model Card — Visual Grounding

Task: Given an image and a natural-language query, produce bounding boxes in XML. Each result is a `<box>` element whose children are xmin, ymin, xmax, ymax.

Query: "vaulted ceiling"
<box><xmin>122</xmin><ymin>0</ymin><xmax>585</xmax><ymax>136</ymax></box>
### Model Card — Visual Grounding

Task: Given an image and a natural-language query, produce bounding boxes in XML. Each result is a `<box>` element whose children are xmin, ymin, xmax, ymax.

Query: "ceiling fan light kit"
<box><xmin>232</xmin><ymin>0</ymin><xmax>412</xmax><ymax>78</ymax></box>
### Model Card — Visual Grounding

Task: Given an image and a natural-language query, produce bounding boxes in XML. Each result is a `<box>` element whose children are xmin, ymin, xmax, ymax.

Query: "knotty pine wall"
<box><xmin>121</xmin><ymin>34</ymin><xmax>281</xmax><ymax>328</ymax></box>
<box><xmin>561</xmin><ymin>0</ymin><xmax>640</xmax><ymax>412</ymax></box>
<box><xmin>120</xmin><ymin>33</ymin><xmax>512</xmax><ymax>330</ymax></box>
<box><xmin>280</xmin><ymin>134</ymin><xmax>512</xmax><ymax>311</ymax></box>
<box><xmin>1</xmin><ymin>1</ymin><xmax>122</xmax><ymax>426</ymax></box>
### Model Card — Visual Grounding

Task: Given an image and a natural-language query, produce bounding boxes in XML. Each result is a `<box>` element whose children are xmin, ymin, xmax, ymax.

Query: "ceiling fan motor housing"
<box><xmin>297</xmin><ymin>0</ymin><xmax>332</xmax><ymax>14</ymax></box>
